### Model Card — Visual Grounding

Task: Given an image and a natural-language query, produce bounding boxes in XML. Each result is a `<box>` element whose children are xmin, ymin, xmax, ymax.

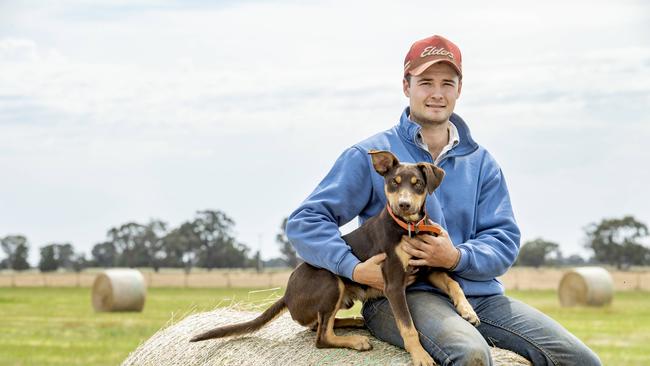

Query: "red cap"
<box><xmin>403</xmin><ymin>35</ymin><xmax>462</xmax><ymax>78</ymax></box>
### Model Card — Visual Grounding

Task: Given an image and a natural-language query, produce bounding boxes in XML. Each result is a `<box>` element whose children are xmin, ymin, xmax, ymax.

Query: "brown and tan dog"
<box><xmin>190</xmin><ymin>150</ymin><xmax>479</xmax><ymax>366</ymax></box>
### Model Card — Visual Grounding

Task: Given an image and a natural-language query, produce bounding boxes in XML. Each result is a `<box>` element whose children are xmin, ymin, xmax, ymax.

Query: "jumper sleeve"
<box><xmin>452</xmin><ymin>159</ymin><xmax>521</xmax><ymax>281</ymax></box>
<box><xmin>286</xmin><ymin>147</ymin><xmax>373</xmax><ymax>280</ymax></box>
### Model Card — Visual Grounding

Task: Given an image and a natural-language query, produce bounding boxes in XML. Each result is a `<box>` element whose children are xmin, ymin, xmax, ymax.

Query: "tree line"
<box><xmin>515</xmin><ymin>215</ymin><xmax>650</xmax><ymax>269</ymax></box>
<box><xmin>2</xmin><ymin>214</ymin><xmax>649</xmax><ymax>272</ymax></box>
<box><xmin>0</xmin><ymin>209</ymin><xmax>299</xmax><ymax>273</ymax></box>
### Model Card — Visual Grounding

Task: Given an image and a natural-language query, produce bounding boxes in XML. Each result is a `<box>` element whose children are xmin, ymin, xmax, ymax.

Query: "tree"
<box><xmin>516</xmin><ymin>238</ymin><xmax>560</xmax><ymax>267</ymax></box>
<box><xmin>1</xmin><ymin>235</ymin><xmax>30</xmax><ymax>271</ymax></box>
<box><xmin>276</xmin><ymin>217</ymin><xmax>299</xmax><ymax>268</ymax></box>
<box><xmin>193</xmin><ymin>210</ymin><xmax>251</xmax><ymax>269</ymax></box>
<box><xmin>91</xmin><ymin>241</ymin><xmax>118</xmax><ymax>267</ymax></box>
<box><xmin>70</xmin><ymin>253</ymin><xmax>88</xmax><ymax>273</ymax></box>
<box><xmin>38</xmin><ymin>243</ymin><xmax>78</xmax><ymax>272</ymax></box>
<box><xmin>39</xmin><ymin>245</ymin><xmax>59</xmax><ymax>272</ymax></box>
<box><xmin>141</xmin><ymin>220</ymin><xmax>168</xmax><ymax>272</ymax></box>
<box><xmin>585</xmin><ymin>215</ymin><xmax>650</xmax><ymax>269</ymax></box>
<box><xmin>56</xmin><ymin>243</ymin><xmax>75</xmax><ymax>270</ymax></box>
<box><xmin>253</xmin><ymin>250</ymin><xmax>262</xmax><ymax>273</ymax></box>
<box><xmin>105</xmin><ymin>222</ymin><xmax>148</xmax><ymax>267</ymax></box>
<box><xmin>564</xmin><ymin>254</ymin><xmax>586</xmax><ymax>266</ymax></box>
<box><xmin>95</xmin><ymin>220</ymin><xmax>168</xmax><ymax>270</ymax></box>
<box><xmin>162</xmin><ymin>221</ymin><xmax>201</xmax><ymax>272</ymax></box>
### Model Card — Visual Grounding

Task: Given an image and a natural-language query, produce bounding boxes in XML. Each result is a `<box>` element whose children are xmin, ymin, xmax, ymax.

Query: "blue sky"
<box><xmin>1</xmin><ymin>0</ymin><xmax>649</xmax><ymax>264</ymax></box>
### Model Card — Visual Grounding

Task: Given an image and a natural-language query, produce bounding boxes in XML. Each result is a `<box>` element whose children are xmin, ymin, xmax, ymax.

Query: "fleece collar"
<box><xmin>397</xmin><ymin>107</ymin><xmax>479</xmax><ymax>158</ymax></box>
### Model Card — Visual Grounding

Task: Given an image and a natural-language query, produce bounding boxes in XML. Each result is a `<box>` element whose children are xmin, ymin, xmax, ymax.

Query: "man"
<box><xmin>286</xmin><ymin>35</ymin><xmax>600</xmax><ymax>365</ymax></box>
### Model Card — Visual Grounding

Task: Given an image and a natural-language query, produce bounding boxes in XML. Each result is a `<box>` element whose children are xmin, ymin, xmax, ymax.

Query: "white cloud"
<box><xmin>0</xmin><ymin>38</ymin><xmax>40</xmax><ymax>62</ymax></box>
<box><xmin>1</xmin><ymin>0</ymin><xmax>649</xmax><ymax>263</ymax></box>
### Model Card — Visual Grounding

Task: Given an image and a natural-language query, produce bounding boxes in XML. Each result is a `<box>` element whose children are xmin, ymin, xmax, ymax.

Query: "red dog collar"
<box><xmin>386</xmin><ymin>204</ymin><xmax>442</xmax><ymax>237</ymax></box>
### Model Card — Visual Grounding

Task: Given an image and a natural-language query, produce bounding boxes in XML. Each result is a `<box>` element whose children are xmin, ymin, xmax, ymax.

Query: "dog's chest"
<box><xmin>394</xmin><ymin>238</ymin><xmax>412</xmax><ymax>271</ymax></box>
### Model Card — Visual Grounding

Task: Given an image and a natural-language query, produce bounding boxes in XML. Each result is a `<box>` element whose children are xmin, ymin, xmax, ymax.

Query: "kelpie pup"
<box><xmin>190</xmin><ymin>151</ymin><xmax>479</xmax><ymax>366</ymax></box>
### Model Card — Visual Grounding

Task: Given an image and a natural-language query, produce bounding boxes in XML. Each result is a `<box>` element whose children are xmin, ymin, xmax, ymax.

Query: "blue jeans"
<box><xmin>362</xmin><ymin>291</ymin><xmax>601</xmax><ymax>366</ymax></box>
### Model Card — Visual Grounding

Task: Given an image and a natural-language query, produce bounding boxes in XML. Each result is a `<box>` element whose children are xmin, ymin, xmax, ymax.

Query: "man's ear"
<box><xmin>417</xmin><ymin>162</ymin><xmax>445</xmax><ymax>193</ymax></box>
<box><xmin>402</xmin><ymin>78</ymin><xmax>410</xmax><ymax>98</ymax></box>
<box><xmin>369</xmin><ymin>150</ymin><xmax>399</xmax><ymax>176</ymax></box>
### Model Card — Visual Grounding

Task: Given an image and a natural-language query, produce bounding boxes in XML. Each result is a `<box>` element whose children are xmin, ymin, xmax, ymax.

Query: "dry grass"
<box><xmin>2</xmin><ymin>267</ymin><xmax>649</xmax><ymax>291</ymax></box>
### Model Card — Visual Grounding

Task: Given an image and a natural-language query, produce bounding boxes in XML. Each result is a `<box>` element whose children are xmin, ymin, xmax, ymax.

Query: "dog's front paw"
<box><xmin>410</xmin><ymin>348</ymin><xmax>434</xmax><ymax>366</ymax></box>
<box><xmin>351</xmin><ymin>335</ymin><xmax>373</xmax><ymax>351</ymax></box>
<box><xmin>457</xmin><ymin>302</ymin><xmax>480</xmax><ymax>326</ymax></box>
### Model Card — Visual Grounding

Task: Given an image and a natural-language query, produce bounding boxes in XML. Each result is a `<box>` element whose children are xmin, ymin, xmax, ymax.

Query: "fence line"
<box><xmin>0</xmin><ymin>268</ymin><xmax>648</xmax><ymax>291</ymax></box>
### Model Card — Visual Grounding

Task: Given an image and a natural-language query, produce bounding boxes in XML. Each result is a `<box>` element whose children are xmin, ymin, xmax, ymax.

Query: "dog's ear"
<box><xmin>417</xmin><ymin>162</ymin><xmax>445</xmax><ymax>194</ymax></box>
<box><xmin>368</xmin><ymin>150</ymin><xmax>399</xmax><ymax>176</ymax></box>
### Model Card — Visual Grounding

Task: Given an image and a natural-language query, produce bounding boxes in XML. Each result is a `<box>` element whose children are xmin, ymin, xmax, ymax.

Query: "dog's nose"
<box><xmin>399</xmin><ymin>201</ymin><xmax>411</xmax><ymax>211</ymax></box>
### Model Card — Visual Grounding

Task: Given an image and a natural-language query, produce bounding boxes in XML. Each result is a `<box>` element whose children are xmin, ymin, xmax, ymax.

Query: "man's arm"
<box><xmin>285</xmin><ymin>147</ymin><xmax>373</xmax><ymax>280</ymax></box>
<box><xmin>453</xmin><ymin>161</ymin><xmax>520</xmax><ymax>280</ymax></box>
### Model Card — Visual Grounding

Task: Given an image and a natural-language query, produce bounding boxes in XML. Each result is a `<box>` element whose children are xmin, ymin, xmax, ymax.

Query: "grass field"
<box><xmin>0</xmin><ymin>288</ymin><xmax>648</xmax><ymax>366</ymax></box>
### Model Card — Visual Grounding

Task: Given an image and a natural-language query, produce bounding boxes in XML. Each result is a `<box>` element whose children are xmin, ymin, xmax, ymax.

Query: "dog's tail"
<box><xmin>189</xmin><ymin>297</ymin><xmax>287</xmax><ymax>342</ymax></box>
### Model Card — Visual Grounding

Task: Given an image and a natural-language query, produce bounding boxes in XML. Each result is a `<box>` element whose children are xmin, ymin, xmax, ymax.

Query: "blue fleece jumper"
<box><xmin>286</xmin><ymin>108</ymin><xmax>521</xmax><ymax>296</ymax></box>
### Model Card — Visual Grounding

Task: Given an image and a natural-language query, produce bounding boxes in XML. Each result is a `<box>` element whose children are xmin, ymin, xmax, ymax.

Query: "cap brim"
<box><xmin>408</xmin><ymin>59</ymin><xmax>461</xmax><ymax>77</ymax></box>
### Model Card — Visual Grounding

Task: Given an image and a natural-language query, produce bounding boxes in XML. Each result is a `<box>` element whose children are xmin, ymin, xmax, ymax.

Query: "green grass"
<box><xmin>0</xmin><ymin>287</ymin><xmax>284</xmax><ymax>366</ymax></box>
<box><xmin>508</xmin><ymin>290</ymin><xmax>650</xmax><ymax>365</ymax></box>
<box><xmin>0</xmin><ymin>288</ymin><xmax>648</xmax><ymax>366</ymax></box>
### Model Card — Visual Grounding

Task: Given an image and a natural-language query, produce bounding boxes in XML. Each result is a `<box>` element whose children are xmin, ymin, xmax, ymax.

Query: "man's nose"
<box><xmin>429</xmin><ymin>86</ymin><xmax>444</xmax><ymax>99</ymax></box>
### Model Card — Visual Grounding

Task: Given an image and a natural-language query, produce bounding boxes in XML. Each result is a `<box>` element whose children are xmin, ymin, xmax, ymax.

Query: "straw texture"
<box><xmin>558</xmin><ymin>267</ymin><xmax>613</xmax><ymax>307</ymax></box>
<box><xmin>92</xmin><ymin>269</ymin><xmax>146</xmax><ymax>312</ymax></box>
<box><xmin>122</xmin><ymin>307</ymin><xmax>531</xmax><ymax>365</ymax></box>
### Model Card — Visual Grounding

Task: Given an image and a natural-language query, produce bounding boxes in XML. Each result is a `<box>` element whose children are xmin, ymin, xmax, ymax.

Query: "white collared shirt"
<box><xmin>415</xmin><ymin>121</ymin><xmax>460</xmax><ymax>165</ymax></box>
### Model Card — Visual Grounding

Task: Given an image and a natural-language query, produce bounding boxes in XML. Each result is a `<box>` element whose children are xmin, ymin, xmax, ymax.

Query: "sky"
<box><xmin>1</xmin><ymin>0</ymin><xmax>649</xmax><ymax>265</ymax></box>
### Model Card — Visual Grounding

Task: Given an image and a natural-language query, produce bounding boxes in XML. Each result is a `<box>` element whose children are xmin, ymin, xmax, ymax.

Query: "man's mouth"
<box><xmin>425</xmin><ymin>104</ymin><xmax>445</xmax><ymax>109</ymax></box>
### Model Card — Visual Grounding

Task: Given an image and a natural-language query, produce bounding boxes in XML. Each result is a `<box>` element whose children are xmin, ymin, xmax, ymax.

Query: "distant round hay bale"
<box><xmin>558</xmin><ymin>266</ymin><xmax>613</xmax><ymax>307</ymax></box>
<box><xmin>92</xmin><ymin>269</ymin><xmax>146</xmax><ymax>312</ymax></box>
<box><xmin>122</xmin><ymin>307</ymin><xmax>531</xmax><ymax>365</ymax></box>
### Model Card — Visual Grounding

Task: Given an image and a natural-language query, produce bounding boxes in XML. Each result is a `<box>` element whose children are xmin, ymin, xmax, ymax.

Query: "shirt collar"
<box><xmin>397</xmin><ymin>107</ymin><xmax>479</xmax><ymax>158</ymax></box>
<box><xmin>407</xmin><ymin>115</ymin><xmax>460</xmax><ymax>153</ymax></box>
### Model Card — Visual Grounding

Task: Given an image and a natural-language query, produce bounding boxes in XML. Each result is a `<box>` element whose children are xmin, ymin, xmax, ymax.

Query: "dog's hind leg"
<box><xmin>314</xmin><ymin>279</ymin><xmax>372</xmax><ymax>351</ymax></box>
<box><xmin>311</xmin><ymin>317</ymin><xmax>364</xmax><ymax>331</ymax></box>
<box><xmin>333</xmin><ymin>317</ymin><xmax>365</xmax><ymax>328</ymax></box>
<box><xmin>428</xmin><ymin>272</ymin><xmax>480</xmax><ymax>326</ymax></box>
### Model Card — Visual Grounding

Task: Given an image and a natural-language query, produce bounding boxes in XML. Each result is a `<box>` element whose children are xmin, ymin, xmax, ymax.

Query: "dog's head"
<box><xmin>369</xmin><ymin>150</ymin><xmax>445</xmax><ymax>222</ymax></box>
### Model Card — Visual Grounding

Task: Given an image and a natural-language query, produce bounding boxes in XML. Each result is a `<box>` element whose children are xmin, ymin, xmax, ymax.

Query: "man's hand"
<box><xmin>352</xmin><ymin>253</ymin><xmax>418</xmax><ymax>290</ymax></box>
<box><xmin>352</xmin><ymin>253</ymin><xmax>386</xmax><ymax>291</ymax></box>
<box><xmin>402</xmin><ymin>227</ymin><xmax>461</xmax><ymax>270</ymax></box>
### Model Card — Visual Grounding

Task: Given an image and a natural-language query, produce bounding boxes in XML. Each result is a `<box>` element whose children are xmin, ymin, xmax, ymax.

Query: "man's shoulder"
<box><xmin>352</xmin><ymin>126</ymin><xmax>401</xmax><ymax>152</ymax></box>
<box><xmin>458</xmin><ymin>143</ymin><xmax>499</xmax><ymax>166</ymax></box>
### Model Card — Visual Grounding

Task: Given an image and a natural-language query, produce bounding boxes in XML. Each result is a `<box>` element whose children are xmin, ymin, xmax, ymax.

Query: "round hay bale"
<box><xmin>558</xmin><ymin>266</ymin><xmax>613</xmax><ymax>307</ymax></box>
<box><xmin>92</xmin><ymin>269</ymin><xmax>146</xmax><ymax>312</ymax></box>
<box><xmin>122</xmin><ymin>308</ymin><xmax>531</xmax><ymax>365</ymax></box>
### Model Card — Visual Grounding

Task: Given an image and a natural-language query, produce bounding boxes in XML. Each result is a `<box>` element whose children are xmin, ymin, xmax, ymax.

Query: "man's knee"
<box><xmin>452</xmin><ymin>341</ymin><xmax>491</xmax><ymax>366</ymax></box>
<box><xmin>569</xmin><ymin>343</ymin><xmax>602</xmax><ymax>366</ymax></box>
<box><xmin>427</xmin><ymin>329</ymin><xmax>491</xmax><ymax>366</ymax></box>
<box><xmin>526</xmin><ymin>342</ymin><xmax>601</xmax><ymax>366</ymax></box>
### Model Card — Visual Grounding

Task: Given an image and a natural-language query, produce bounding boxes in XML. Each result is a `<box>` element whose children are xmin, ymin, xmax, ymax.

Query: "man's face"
<box><xmin>403</xmin><ymin>62</ymin><xmax>461</xmax><ymax>126</ymax></box>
